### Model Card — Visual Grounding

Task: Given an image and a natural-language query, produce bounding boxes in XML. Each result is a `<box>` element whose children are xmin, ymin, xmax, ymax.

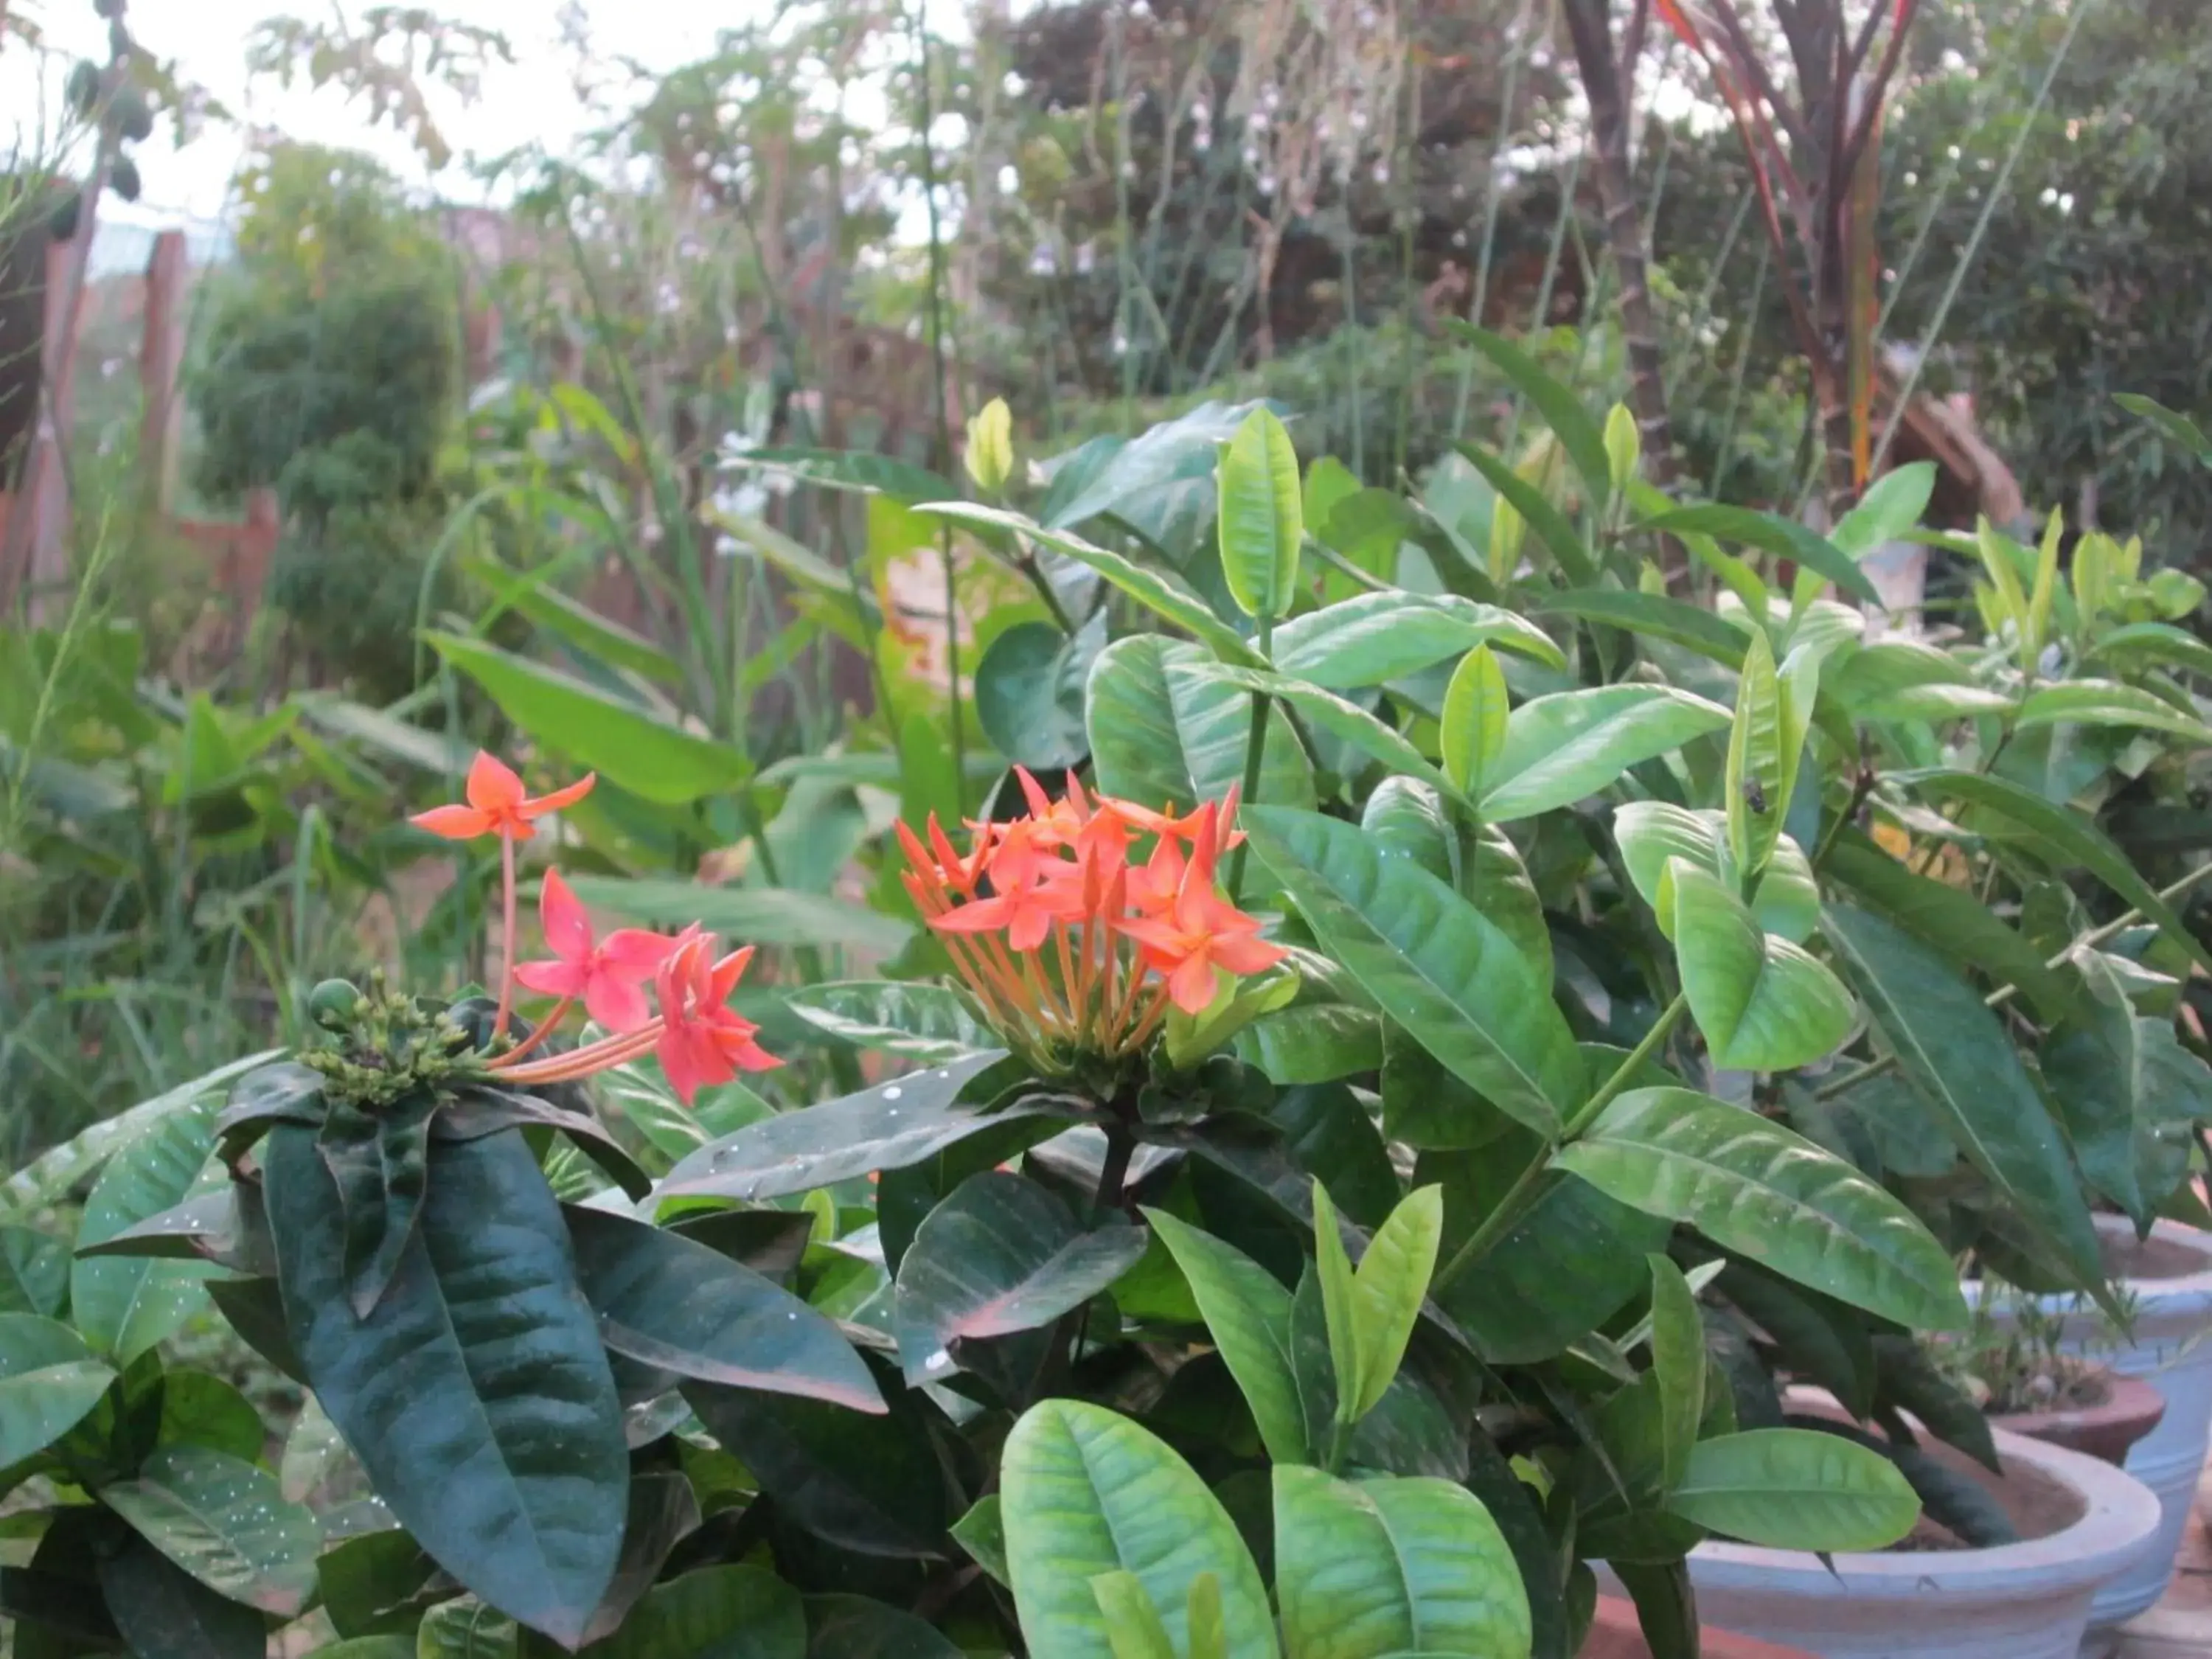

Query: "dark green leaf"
<box><xmin>265</xmin><ymin>1127</ymin><xmax>627</xmax><ymax>1645</ymax></box>
<box><xmin>0</xmin><ymin>1315</ymin><xmax>116</xmax><ymax>1465</ymax></box>
<box><xmin>975</xmin><ymin>616</ymin><xmax>1102</xmax><ymax>769</ymax></box>
<box><xmin>1270</xmin><ymin>1085</ymin><xmax>1398</xmax><ymax>1228</ymax></box>
<box><xmin>72</xmin><ymin>1100</ymin><xmax>220</xmax><ymax>1363</ymax></box>
<box><xmin>426</xmin><ymin>633</ymin><xmax>751</xmax><ymax>804</ymax></box>
<box><xmin>919</xmin><ymin>504</ymin><xmax>1262</xmax><ymax>666</ymax></box>
<box><xmin>1451</xmin><ymin>439</ymin><xmax>1599</xmax><ymax>586</ymax></box>
<box><xmin>1235</xmin><ymin>1006</ymin><xmax>1384</xmax><ymax>1085</ymax></box>
<box><xmin>1647</xmin><ymin>1256</ymin><xmax>1704</xmax><ymax>1490</ymax></box>
<box><xmin>1557</xmin><ymin>1088</ymin><xmax>1967</xmax><ymax>1331</ymax></box>
<box><xmin>580</xmin><ymin>1565</ymin><xmax>806</xmax><ymax>1659</ymax></box>
<box><xmin>782</xmin><ymin>983</ymin><xmax>995</xmax><ymax>1062</ymax></box>
<box><xmin>155</xmin><ymin>1372</ymin><xmax>266</xmax><ymax>1464</ymax></box>
<box><xmin>563</xmin><ymin>1206</ymin><xmax>883</xmax><ymax>1412</ymax></box>
<box><xmin>316</xmin><ymin>1531</ymin><xmax>440</xmax><ymax>1639</ymax></box>
<box><xmin>1086</xmin><ymin>636</ymin><xmax>1314</xmax><ymax>817</ymax></box>
<box><xmin>660</xmin><ymin>1052</ymin><xmax>1054</xmax><ymax>1202</ymax></box>
<box><xmin>2114</xmin><ymin>392</ymin><xmax>2212</xmax><ymax>460</ymax></box>
<box><xmin>101</xmin><ymin>1445</ymin><xmax>319</xmax><ymax>1616</ymax></box>
<box><xmin>0</xmin><ymin>1230</ymin><xmax>66</xmax><ymax>1317</ymax></box>
<box><xmin>1244</xmin><ymin>806</ymin><xmax>1582</xmax><ymax>1136</ymax></box>
<box><xmin>97</xmin><ymin>1533</ymin><xmax>265</xmax><ymax>1659</ymax></box>
<box><xmin>1447</xmin><ymin>326</ymin><xmax>1614</xmax><ymax>521</ymax></box>
<box><xmin>1822</xmin><ymin>902</ymin><xmax>2105</xmax><ymax>1289</ymax></box>
<box><xmin>950</xmin><ymin>1495</ymin><xmax>1010</xmax><ymax>1586</ymax></box>
<box><xmin>1903</xmin><ymin>769</ymin><xmax>2212</xmax><ymax>981</ymax></box>
<box><xmin>1537</xmin><ymin>591</ymin><xmax>1750</xmax><ymax>669</ymax></box>
<box><xmin>804</xmin><ymin>1594</ymin><xmax>966</xmax><ymax>1659</ymax></box>
<box><xmin>1871</xmin><ymin>1335</ymin><xmax>2000</xmax><ymax>1472</ymax></box>
<box><xmin>892</xmin><ymin>1172</ymin><xmax>1147</xmax><ymax>1385</ymax></box>
<box><xmin>1641</xmin><ymin>505</ymin><xmax>1880</xmax><ymax>605</ymax></box>
<box><xmin>1142</xmin><ymin>1209</ymin><xmax>1307</xmax><ymax>1465</ymax></box>
<box><xmin>1719</xmin><ymin>1262</ymin><xmax>1874</xmax><ymax>1420</ymax></box>
<box><xmin>1272</xmin><ymin>593</ymin><xmax>1563</xmax><ymax>686</ymax></box>
<box><xmin>683</xmin><ymin>1379</ymin><xmax>946</xmax><ymax>1559</ymax></box>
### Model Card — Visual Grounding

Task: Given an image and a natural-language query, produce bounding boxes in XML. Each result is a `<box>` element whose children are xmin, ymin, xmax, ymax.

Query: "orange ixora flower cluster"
<box><xmin>410</xmin><ymin>753</ymin><xmax>779</xmax><ymax>1105</ymax></box>
<box><xmin>897</xmin><ymin>769</ymin><xmax>1286</xmax><ymax>1067</ymax></box>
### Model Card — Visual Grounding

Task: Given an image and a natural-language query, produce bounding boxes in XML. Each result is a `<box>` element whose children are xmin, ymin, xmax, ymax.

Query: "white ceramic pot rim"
<box><xmin>1686</xmin><ymin>1424</ymin><xmax>2163</xmax><ymax>1609</ymax></box>
<box><xmin>1959</xmin><ymin>1217</ymin><xmax>2212</xmax><ymax>1332</ymax></box>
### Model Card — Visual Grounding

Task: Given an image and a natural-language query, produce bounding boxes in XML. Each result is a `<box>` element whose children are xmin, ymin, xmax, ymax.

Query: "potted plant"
<box><xmin>11</xmin><ymin>357</ymin><xmax>2208</xmax><ymax>1659</ymax></box>
<box><xmin>1932</xmin><ymin>1279</ymin><xmax>2164</xmax><ymax>1467</ymax></box>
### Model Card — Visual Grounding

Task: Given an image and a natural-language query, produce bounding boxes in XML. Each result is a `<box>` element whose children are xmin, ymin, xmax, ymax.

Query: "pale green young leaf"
<box><xmin>1217</xmin><ymin>408</ymin><xmax>1304</xmax><ymax>622</ymax></box>
<box><xmin>1666</xmin><ymin>1429</ymin><xmax>1918</xmax><ymax>1551</ymax></box>
<box><xmin>1347</xmin><ymin>1185</ymin><xmax>1443</xmax><ymax>1422</ymax></box>
<box><xmin>1667</xmin><ymin>862</ymin><xmax>1853</xmax><ymax>1071</ymax></box>
<box><xmin>1310</xmin><ymin>1180</ymin><xmax>1366</xmax><ymax>1430</ymax></box>
<box><xmin>1441</xmin><ymin>646</ymin><xmax>1510</xmax><ymax>799</ymax></box>
<box><xmin>1141</xmin><ymin>1210</ymin><xmax>1310</xmax><ymax>1465</ymax></box>
<box><xmin>1646</xmin><ymin>1256</ymin><xmax>1705</xmax><ymax>1492</ymax></box>
<box><xmin>1091</xmin><ymin>1572</ymin><xmax>1178</xmax><ymax>1659</ymax></box>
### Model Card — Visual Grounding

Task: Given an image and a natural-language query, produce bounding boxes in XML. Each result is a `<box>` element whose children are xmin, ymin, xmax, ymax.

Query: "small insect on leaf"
<box><xmin>1742</xmin><ymin>779</ymin><xmax>1767</xmax><ymax>815</ymax></box>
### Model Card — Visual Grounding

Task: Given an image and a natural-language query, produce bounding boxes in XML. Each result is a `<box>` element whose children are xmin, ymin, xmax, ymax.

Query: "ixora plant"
<box><xmin>11</xmin><ymin>369</ymin><xmax>2212</xmax><ymax>1659</ymax></box>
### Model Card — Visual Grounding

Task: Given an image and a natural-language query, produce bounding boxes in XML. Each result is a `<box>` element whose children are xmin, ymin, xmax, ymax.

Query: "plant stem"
<box><xmin>1093</xmin><ymin>1124</ymin><xmax>1135</xmax><ymax>1222</ymax></box>
<box><xmin>490</xmin><ymin>830</ymin><xmax>518</xmax><ymax>1041</ymax></box>
<box><xmin>1324</xmin><ymin>1415</ymin><xmax>1352</xmax><ymax>1476</ymax></box>
<box><xmin>1813</xmin><ymin>860</ymin><xmax>2212</xmax><ymax>1101</ymax></box>
<box><xmin>1436</xmin><ymin>992</ymin><xmax>1688</xmax><ymax>1293</ymax></box>
<box><xmin>1225</xmin><ymin>618</ymin><xmax>1275</xmax><ymax>896</ymax></box>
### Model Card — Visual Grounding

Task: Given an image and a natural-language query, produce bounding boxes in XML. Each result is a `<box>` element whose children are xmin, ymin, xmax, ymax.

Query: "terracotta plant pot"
<box><xmin>1582</xmin><ymin>1596</ymin><xmax>1814</xmax><ymax>1658</ymax></box>
<box><xmin>1654</xmin><ymin>1421</ymin><xmax>2163</xmax><ymax>1659</ymax></box>
<box><xmin>1964</xmin><ymin>1215</ymin><xmax>2212</xmax><ymax>1632</ymax></box>
<box><xmin>1989</xmin><ymin>1369</ymin><xmax>2167</xmax><ymax>1468</ymax></box>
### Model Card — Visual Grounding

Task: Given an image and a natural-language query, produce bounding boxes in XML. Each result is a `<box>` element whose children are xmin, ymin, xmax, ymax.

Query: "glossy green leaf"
<box><xmin>567</xmin><ymin>876</ymin><xmax>913</xmax><ymax>956</ymax></box>
<box><xmin>922</xmin><ymin>502</ymin><xmax>1262</xmax><ymax>666</ymax></box>
<box><xmin>71</xmin><ymin>1099</ymin><xmax>220</xmax><ymax>1363</ymax></box>
<box><xmin>782</xmin><ymin>981</ymin><xmax>995</xmax><ymax>1061</ymax></box>
<box><xmin>1666</xmin><ymin>1428</ymin><xmax>1919</xmax><ymax>1551</ymax></box>
<box><xmin>1236</xmin><ymin>1005</ymin><xmax>1385</xmax><ymax>1085</ymax></box>
<box><xmin>1724</xmin><ymin>630</ymin><xmax>1796</xmax><ymax>877</ymax></box>
<box><xmin>1343</xmin><ymin>1185</ymin><xmax>1444</xmax><ymax>1423</ymax></box>
<box><xmin>1820</xmin><ymin>831</ymin><xmax>2079</xmax><ymax>1026</ymax></box>
<box><xmin>1646</xmin><ymin>1256</ymin><xmax>1704</xmax><ymax>1490</ymax></box>
<box><xmin>1822</xmin><ymin>902</ymin><xmax>2105</xmax><ymax>1288</ymax></box>
<box><xmin>893</xmin><ymin>1172</ymin><xmax>1147</xmax><ymax>1384</ymax></box>
<box><xmin>804</xmin><ymin>1594</ymin><xmax>967</xmax><ymax>1659</ymax></box>
<box><xmin>1144</xmin><ymin>1208</ymin><xmax>1308</xmax><ymax>1464</ymax></box>
<box><xmin>1557</xmin><ymin>1088</ymin><xmax>1967</xmax><ymax>1331</ymax></box>
<box><xmin>1613</xmin><ymin>803</ymin><xmax>1818</xmax><ymax>944</ymax></box>
<box><xmin>1449</xmin><ymin>325</ymin><xmax>1613</xmax><ymax>512</ymax></box>
<box><xmin>156</xmin><ymin>1371</ymin><xmax>267</xmax><ymax>1464</ymax></box>
<box><xmin>97</xmin><ymin>1531</ymin><xmax>267</xmax><ymax>1659</ymax></box>
<box><xmin>1537</xmin><ymin>591</ymin><xmax>1752</xmax><ymax>669</ymax></box>
<box><xmin>1272</xmin><ymin>594</ymin><xmax>1563</xmax><ymax>688</ymax></box>
<box><xmin>1448</xmin><ymin>439</ymin><xmax>1597</xmax><ymax>586</ymax></box>
<box><xmin>1200</xmin><ymin>664</ymin><xmax>1459</xmax><ymax>801</ymax></box>
<box><xmin>2114</xmin><ymin>392</ymin><xmax>2212</xmax><ymax>459</ymax></box>
<box><xmin>2015</xmin><ymin>679</ymin><xmax>2212</xmax><ymax>742</ymax></box>
<box><xmin>417</xmin><ymin>1601</ymin><xmax>520</xmax><ymax>1659</ymax></box>
<box><xmin>1666</xmin><ymin>862</ymin><xmax>1853</xmax><ymax>1071</ymax></box>
<box><xmin>563</xmin><ymin>1206</ymin><xmax>883</xmax><ymax>1411</ymax></box>
<box><xmin>1609</xmin><ymin>1562</ymin><xmax>1696</xmax><ymax>1659</ymax></box>
<box><xmin>2042</xmin><ymin>956</ymin><xmax>2212</xmax><ymax>1231</ymax></box>
<box><xmin>0</xmin><ymin>1314</ymin><xmax>115</xmax><ymax>1465</ymax></box>
<box><xmin>0</xmin><ymin>1228</ymin><xmax>65</xmax><ymax>1316</ymax></box>
<box><xmin>1088</xmin><ymin>635</ymin><xmax>1315</xmax><ymax>816</ymax></box>
<box><xmin>1243</xmin><ymin>806</ymin><xmax>1581</xmax><ymax>1136</ymax></box>
<box><xmin>1641</xmin><ymin>505</ymin><xmax>1881</xmax><ymax>605</ymax></box>
<box><xmin>1906</xmin><ymin>768</ymin><xmax>2212</xmax><ymax>980</ymax></box>
<box><xmin>1000</xmin><ymin>1400</ymin><xmax>1275</xmax><ymax>1659</ymax></box>
<box><xmin>265</xmin><ymin>1126</ymin><xmax>627</xmax><ymax>1646</ymax></box>
<box><xmin>1311</xmin><ymin>1183</ymin><xmax>1366</xmax><ymax>1432</ymax></box>
<box><xmin>1482</xmin><ymin>686</ymin><xmax>1731</xmax><ymax>823</ymax></box>
<box><xmin>426</xmin><ymin>633</ymin><xmax>751</xmax><ymax>804</ymax></box>
<box><xmin>1440</xmin><ymin>646</ymin><xmax>1510</xmax><ymax>799</ymax></box>
<box><xmin>951</xmin><ymin>1494</ymin><xmax>1011</xmax><ymax>1586</ymax></box>
<box><xmin>102</xmin><ymin>1444</ymin><xmax>319</xmax><ymax>1616</ymax></box>
<box><xmin>581</xmin><ymin>1566</ymin><xmax>806</xmax><ymax>1659</ymax></box>
<box><xmin>1830</xmin><ymin>463</ymin><xmax>1935</xmax><ymax>557</ymax></box>
<box><xmin>976</xmin><ymin>616</ymin><xmax>1104</xmax><ymax>769</ymax></box>
<box><xmin>2085</xmin><ymin>621</ymin><xmax>2212</xmax><ymax>683</ymax></box>
<box><xmin>659</xmin><ymin>1051</ymin><xmax>1038</xmax><ymax>1202</ymax></box>
<box><xmin>1273</xmin><ymin>1464</ymin><xmax>1531</xmax><ymax>1659</ymax></box>
<box><xmin>1091</xmin><ymin>1570</ymin><xmax>1180</xmax><ymax>1659</ymax></box>
<box><xmin>1424</xmin><ymin>1144</ymin><xmax>1668</xmax><ymax>1364</ymax></box>
<box><xmin>1218</xmin><ymin>407</ymin><xmax>1303</xmax><ymax>621</ymax></box>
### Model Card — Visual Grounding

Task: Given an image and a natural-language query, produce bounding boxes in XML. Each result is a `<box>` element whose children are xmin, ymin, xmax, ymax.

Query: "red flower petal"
<box><xmin>583</xmin><ymin>975</ymin><xmax>653</xmax><ymax>1034</ymax></box>
<box><xmin>515</xmin><ymin>958</ymin><xmax>591</xmax><ymax>998</ymax></box>
<box><xmin>410</xmin><ymin>804</ymin><xmax>494</xmax><ymax>839</ymax></box>
<box><xmin>521</xmin><ymin>771</ymin><xmax>597</xmax><ymax>818</ymax></box>
<box><xmin>465</xmin><ymin>751</ymin><xmax>526</xmax><ymax>813</ymax></box>
<box><xmin>538</xmin><ymin>869</ymin><xmax>595</xmax><ymax>962</ymax></box>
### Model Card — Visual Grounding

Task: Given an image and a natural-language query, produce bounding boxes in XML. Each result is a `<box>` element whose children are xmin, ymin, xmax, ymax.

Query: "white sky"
<box><xmin>3</xmin><ymin>0</ymin><xmax>755</xmax><ymax>234</ymax></box>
